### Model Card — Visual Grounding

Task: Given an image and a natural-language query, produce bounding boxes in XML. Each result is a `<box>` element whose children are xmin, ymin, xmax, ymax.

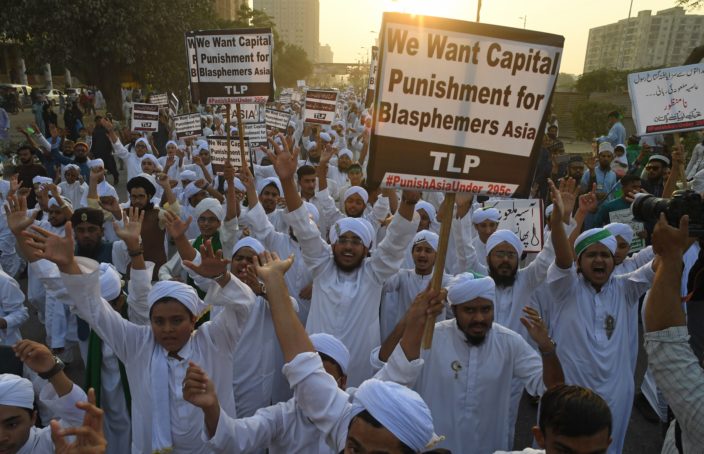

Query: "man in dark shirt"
<box><xmin>15</xmin><ymin>145</ymin><xmax>48</xmax><ymax>208</ymax></box>
<box><xmin>640</xmin><ymin>154</ymin><xmax>670</xmax><ymax>198</ymax></box>
<box><xmin>91</xmin><ymin>115</ymin><xmax>119</xmax><ymax>185</ymax></box>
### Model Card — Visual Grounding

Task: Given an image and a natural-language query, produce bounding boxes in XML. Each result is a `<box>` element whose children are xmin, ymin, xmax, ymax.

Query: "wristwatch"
<box><xmin>539</xmin><ymin>339</ymin><xmax>557</xmax><ymax>356</ymax></box>
<box><xmin>38</xmin><ymin>356</ymin><xmax>65</xmax><ymax>380</ymax></box>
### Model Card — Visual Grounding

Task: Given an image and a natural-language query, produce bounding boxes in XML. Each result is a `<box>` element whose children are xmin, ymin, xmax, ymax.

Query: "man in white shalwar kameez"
<box><xmin>267</xmin><ymin>136</ymin><xmax>419</xmax><ymax>386</ymax></box>
<box><xmin>379</xmin><ymin>273</ymin><xmax>565</xmax><ymax>454</ymax></box>
<box><xmin>0</xmin><ymin>267</ymin><xmax>28</xmax><ymax>347</ymax></box>
<box><xmin>546</xmin><ymin>216</ymin><xmax>657</xmax><ymax>454</ymax></box>
<box><xmin>22</xmin><ymin>221</ymin><xmax>256</xmax><ymax>454</ymax></box>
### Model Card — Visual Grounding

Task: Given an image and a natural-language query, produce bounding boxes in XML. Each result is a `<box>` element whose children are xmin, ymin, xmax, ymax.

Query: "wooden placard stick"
<box><xmin>225</xmin><ymin>105</ymin><xmax>231</xmax><ymax>163</ymax></box>
<box><xmin>235</xmin><ymin>104</ymin><xmax>248</xmax><ymax>169</ymax></box>
<box><xmin>421</xmin><ymin>192</ymin><xmax>456</xmax><ymax>349</ymax></box>
<box><xmin>673</xmin><ymin>132</ymin><xmax>688</xmax><ymax>190</ymax></box>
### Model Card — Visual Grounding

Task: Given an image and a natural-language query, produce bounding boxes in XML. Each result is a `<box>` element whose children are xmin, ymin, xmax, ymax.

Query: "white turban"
<box><xmin>412</xmin><ymin>230</ymin><xmax>439</xmax><ymax>251</ymax></box>
<box><xmin>486</xmin><ymin>229</ymin><xmax>524</xmax><ymax>257</ymax></box>
<box><xmin>0</xmin><ymin>374</ymin><xmax>34</xmax><ymax>409</ymax></box>
<box><xmin>330</xmin><ymin>217</ymin><xmax>373</xmax><ymax>248</ymax></box>
<box><xmin>48</xmin><ymin>197</ymin><xmax>72</xmax><ymax>209</ymax></box>
<box><xmin>343</xmin><ymin>186</ymin><xmax>368</xmax><ymax>204</ymax></box>
<box><xmin>306</xmin><ymin>141</ymin><xmax>317</xmax><ymax>152</ymax></box>
<box><xmin>319</xmin><ymin>132</ymin><xmax>332</xmax><ymax>143</ymax></box>
<box><xmin>232</xmin><ymin>237</ymin><xmax>265</xmax><ymax>257</ymax></box>
<box><xmin>256</xmin><ymin>177</ymin><xmax>283</xmax><ymax>196</ymax></box>
<box><xmin>224</xmin><ymin>178</ymin><xmax>246</xmax><ymax>193</ymax></box>
<box><xmin>183</xmin><ymin>182</ymin><xmax>202</xmax><ymax>201</ymax></box>
<box><xmin>415</xmin><ymin>201</ymin><xmax>437</xmax><ymax>224</ymax></box>
<box><xmin>147</xmin><ymin>281</ymin><xmax>206</xmax><ymax>316</ymax></box>
<box><xmin>310</xmin><ymin>333</ymin><xmax>350</xmax><ymax>374</ymax></box>
<box><xmin>648</xmin><ymin>154</ymin><xmax>671</xmax><ymax>166</ymax></box>
<box><xmin>303</xmin><ymin>201</ymin><xmax>320</xmax><ymax>224</ymax></box>
<box><xmin>180</xmin><ymin>170</ymin><xmax>197</xmax><ymax>181</ymax></box>
<box><xmin>135</xmin><ymin>137</ymin><xmax>152</xmax><ymax>153</ymax></box>
<box><xmin>97</xmin><ymin>181</ymin><xmax>119</xmax><ymax>199</ymax></box>
<box><xmin>165</xmin><ymin>140</ymin><xmax>178</xmax><ymax>150</ymax></box>
<box><xmin>141</xmin><ymin>154</ymin><xmax>161</xmax><ymax>170</ymax></box>
<box><xmin>193</xmin><ymin>197</ymin><xmax>225</xmax><ymax>223</ymax></box>
<box><xmin>63</xmin><ymin>164</ymin><xmax>80</xmax><ymax>175</ymax></box>
<box><xmin>87</xmin><ymin>158</ymin><xmax>104</xmax><ymax>169</ymax></box>
<box><xmin>353</xmin><ymin>379</ymin><xmax>438</xmax><ymax>452</ymax></box>
<box><xmin>32</xmin><ymin>175</ymin><xmax>53</xmax><ymax>185</ymax></box>
<box><xmin>195</xmin><ymin>139</ymin><xmax>209</xmax><ymax>153</ymax></box>
<box><xmin>99</xmin><ymin>262</ymin><xmax>122</xmax><ymax>301</ymax></box>
<box><xmin>574</xmin><ymin>228</ymin><xmax>617</xmax><ymax>257</ymax></box>
<box><xmin>447</xmin><ymin>273</ymin><xmax>495</xmax><ymax>305</ymax></box>
<box><xmin>604</xmin><ymin>222</ymin><xmax>633</xmax><ymax>245</ymax></box>
<box><xmin>472</xmin><ymin>207</ymin><xmax>500</xmax><ymax>224</ymax></box>
<box><xmin>338</xmin><ymin>148</ymin><xmax>353</xmax><ymax>160</ymax></box>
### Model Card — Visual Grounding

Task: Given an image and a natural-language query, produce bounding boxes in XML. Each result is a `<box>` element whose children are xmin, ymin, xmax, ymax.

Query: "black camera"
<box><xmin>632</xmin><ymin>190</ymin><xmax>704</xmax><ymax>236</ymax></box>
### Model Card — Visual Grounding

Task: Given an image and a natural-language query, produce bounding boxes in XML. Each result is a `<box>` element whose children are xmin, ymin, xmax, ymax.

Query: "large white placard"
<box><xmin>207</xmin><ymin>136</ymin><xmax>246</xmax><ymax>168</ymax></box>
<box><xmin>370</xmin><ymin>13</ymin><xmax>563</xmax><ymax>196</ymax></box>
<box><xmin>482</xmin><ymin>198</ymin><xmax>544</xmax><ymax>253</ymax></box>
<box><xmin>627</xmin><ymin>64</ymin><xmax>704</xmax><ymax>136</ymax></box>
<box><xmin>186</xmin><ymin>28</ymin><xmax>274</xmax><ymax>104</ymax></box>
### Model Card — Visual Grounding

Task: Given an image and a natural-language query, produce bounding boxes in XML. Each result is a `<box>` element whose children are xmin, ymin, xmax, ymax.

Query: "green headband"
<box><xmin>575</xmin><ymin>230</ymin><xmax>613</xmax><ymax>257</ymax></box>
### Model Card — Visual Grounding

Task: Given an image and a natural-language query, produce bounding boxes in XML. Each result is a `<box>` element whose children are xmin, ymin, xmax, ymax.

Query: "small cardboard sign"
<box><xmin>174</xmin><ymin>113</ymin><xmax>202</xmax><ymax>139</ymax></box>
<box><xmin>609</xmin><ymin>208</ymin><xmax>646</xmax><ymax>252</ymax></box>
<box><xmin>482</xmin><ymin>198</ymin><xmax>544</xmax><ymax>253</ymax></box>
<box><xmin>265</xmin><ymin>108</ymin><xmax>293</xmax><ymax>130</ymax></box>
<box><xmin>131</xmin><ymin>103</ymin><xmax>160</xmax><ymax>132</ymax></box>
<box><xmin>207</xmin><ymin>135</ymin><xmax>246</xmax><ymax>170</ymax></box>
<box><xmin>303</xmin><ymin>89</ymin><xmax>338</xmax><ymax>125</ymax></box>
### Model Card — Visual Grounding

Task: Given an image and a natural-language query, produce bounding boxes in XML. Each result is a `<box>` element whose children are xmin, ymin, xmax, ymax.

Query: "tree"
<box><xmin>575</xmin><ymin>69</ymin><xmax>629</xmax><ymax>94</ymax></box>
<box><xmin>0</xmin><ymin>0</ymin><xmax>217</xmax><ymax>119</ymax></box>
<box><xmin>555</xmin><ymin>73</ymin><xmax>577</xmax><ymax>92</ymax></box>
<box><xmin>677</xmin><ymin>0</ymin><xmax>703</xmax><ymax>9</ymax></box>
<box><xmin>571</xmin><ymin>100</ymin><xmax>623</xmax><ymax>141</ymax></box>
<box><xmin>274</xmin><ymin>45</ymin><xmax>313</xmax><ymax>88</ymax></box>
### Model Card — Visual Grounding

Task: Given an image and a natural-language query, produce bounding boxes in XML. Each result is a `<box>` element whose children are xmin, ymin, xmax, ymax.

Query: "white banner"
<box><xmin>131</xmin><ymin>103</ymin><xmax>160</xmax><ymax>132</ymax></box>
<box><xmin>243</xmin><ymin>122</ymin><xmax>267</xmax><ymax>147</ymax></box>
<box><xmin>297</xmin><ymin>80</ymin><xmax>306</xmax><ymax>88</ymax></box>
<box><xmin>627</xmin><ymin>64</ymin><xmax>704</xmax><ymax>136</ymax></box>
<box><xmin>174</xmin><ymin>113</ymin><xmax>202</xmax><ymax>139</ymax></box>
<box><xmin>304</xmin><ymin>89</ymin><xmax>338</xmax><ymax>124</ymax></box>
<box><xmin>482</xmin><ymin>198</ymin><xmax>544</xmax><ymax>253</ymax></box>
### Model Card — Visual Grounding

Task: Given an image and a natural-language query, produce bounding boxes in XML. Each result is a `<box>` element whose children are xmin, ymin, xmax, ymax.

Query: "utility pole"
<box><xmin>476</xmin><ymin>0</ymin><xmax>482</xmax><ymax>22</ymax></box>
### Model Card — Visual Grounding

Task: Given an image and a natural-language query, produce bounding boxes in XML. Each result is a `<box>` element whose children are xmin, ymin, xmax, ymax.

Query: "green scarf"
<box><xmin>85</xmin><ymin>302</ymin><xmax>131</xmax><ymax>413</ymax></box>
<box><xmin>188</xmin><ymin>232</ymin><xmax>222</xmax><ymax>327</ymax></box>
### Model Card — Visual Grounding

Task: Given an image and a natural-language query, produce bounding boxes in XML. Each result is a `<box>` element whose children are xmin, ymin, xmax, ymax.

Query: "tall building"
<box><xmin>583</xmin><ymin>7</ymin><xmax>704</xmax><ymax>73</ymax></box>
<box><xmin>253</xmin><ymin>0</ymin><xmax>320</xmax><ymax>62</ymax></box>
<box><xmin>318</xmin><ymin>44</ymin><xmax>333</xmax><ymax>63</ymax></box>
<box><xmin>214</xmin><ymin>0</ymin><xmax>246</xmax><ymax>22</ymax></box>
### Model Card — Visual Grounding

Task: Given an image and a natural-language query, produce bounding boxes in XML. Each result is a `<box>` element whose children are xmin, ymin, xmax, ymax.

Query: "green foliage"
<box><xmin>575</xmin><ymin>69</ymin><xmax>629</xmax><ymax>94</ymax></box>
<box><xmin>555</xmin><ymin>73</ymin><xmax>577</xmax><ymax>92</ymax></box>
<box><xmin>571</xmin><ymin>100</ymin><xmax>623</xmax><ymax>141</ymax></box>
<box><xmin>677</xmin><ymin>0</ymin><xmax>703</xmax><ymax>10</ymax></box>
<box><xmin>274</xmin><ymin>44</ymin><xmax>313</xmax><ymax>88</ymax></box>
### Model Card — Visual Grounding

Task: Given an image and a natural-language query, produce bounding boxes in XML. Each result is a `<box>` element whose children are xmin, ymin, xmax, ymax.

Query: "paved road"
<box><xmin>6</xmin><ymin>108</ymin><xmax>663</xmax><ymax>452</ymax></box>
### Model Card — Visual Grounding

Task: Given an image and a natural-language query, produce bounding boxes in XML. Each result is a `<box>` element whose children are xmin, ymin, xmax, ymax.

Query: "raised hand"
<box><xmin>22</xmin><ymin>222</ymin><xmax>76</xmax><ymax>267</ymax></box>
<box><xmin>113</xmin><ymin>207</ymin><xmax>144</xmax><ymax>248</ymax></box>
<box><xmin>652</xmin><ymin>213</ymin><xmax>689</xmax><ymax>260</ymax></box>
<box><xmin>194</xmin><ymin>179</ymin><xmax>208</xmax><ymax>189</ymax></box>
<box><xmin>4</xmin><ymin>195</ymin><xmax>37</xmax><ymax>234</ymax></box>
<box><xmin>13</xmin><ymin>339</ymin><xmax>58</xmax><ymax>375</ymax></box>
<box><xmin>578</xmin><ymin>183</ymin><xmax>598</xmax><ymax>213</ymax></box>
<box><xmin>558</xmin><ymin>177</ymin><xmax>578</xmax><ymax>220</ymax></box>
<box><xmin>253</xmin><ymin>251</ymin><xmax>294</xmax><ymax>284</ymax></box>
<box><xmin>163</xmin><ymin>210</ymin><xmax>192</xmax><ymax>240</ymax></box>
<box><xmin>89</xmin><ymin>168</ymin><xmax>104</xmax><ymax>186</ymax></box>
<box><xmin>51</xmin><ymin>388</ymin><xmax>107</xmax><ymax>454</ymax></box>
<box><xmin>585</xmin><ymin>155</ymin><xmax>596</xmax><ymax>172</ymax></box>
<box><xmin>183</xmin><ymin>239</ymin><xmax>229</xmax><ymax>279</ymax></box>
<box><xmin>267</xmin><ymin>134</ymin><xmax>299</xmax><ymax>181</ymax></box>
<box><xmin>401</xmin><ymin>190</ymin><xmax>421</xmax><ymax>204</ymax></box>
<box><xmin>182</xmin><ymin>362</ymin><xmax>219</xmax><ymax>410</ymax></box>
<box><xmin>97</xmin><ymin>196</ymin><xmax>122</xmax><ymax>216</ymax></box>
<box><xmin>520</xmin><ymin>306</ymin><xmax>553</xmax><ymax>352</ymax></box>
<box><xmin>404</xmin><ymin>286</ymin><xmax>447</xmax><ymax>329</ymax></box>
<box><xmin>156</xmin><ymin>173</ymin><xmax>170</xmax><ymax>189</ymax></box>
<box><xmin>547</xmin><ymin>179</ymin><xmax>564</xmax><ymax>228</ymax></box>
<box><xmin>319</xmin><ymin>144</ymin><xmax>334</xmax><ymax>165</ymax></box>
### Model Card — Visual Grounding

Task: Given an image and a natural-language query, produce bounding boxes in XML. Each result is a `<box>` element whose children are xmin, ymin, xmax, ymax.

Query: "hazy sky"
<box><xmin>318</xmin><ymin>0</ymin><xmax>687</xmax><ymax>74</ymax></box>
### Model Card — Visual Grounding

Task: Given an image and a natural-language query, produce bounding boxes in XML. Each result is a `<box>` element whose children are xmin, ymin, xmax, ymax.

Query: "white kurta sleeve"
<box><xmin>282</xmin><ymin>352</ymin><xmax>351</xmax><ymax>450</ymax></box>
<box><xmin>456</xmin><ymin>211</ymin><xmax>488</xmax><ymax>275</ymax></box>
<box><xmin>242</xmin><ymin>202</ymin><xmax>290</xmax><ymax>254</ymax></box>
<box><xmin>510</xmin><ymin>336</ymin><xmax>546</xmax><ymax>396</ymax></box>
<box><xmin>61</xmin><ymin>264</ymin><xmax>151</xmax><ymax>360</ymax></box>
<box><xmin>219</xmin><ymin>217</ymin><xmax>240</xmax><ymax>258</ymax></box>
<box><xmin>200</xmin><ymin>273</ymin><xmax>256</xmax><ymax>352</ymax></box>
<box><xmin>368</xmin><ymin>195</ymin><xmax>390</xmax><ymax>225</ymax></box>
<box><xmin>519</xmin><ymin>232</ymin><xmax>556</xmax><ymax>290</ymax></box>
<box><xmin>314</xmin><ymin>188</ymin><xmax>344</xmax><ymax>227</ymax></box>
<box><xmin>372</xmin><ymin>343</ymin><xmax>424</xmax><ymax>388</ymax></box>
<box><xmin>126</xmin><ymin>262</ymin><xmax>154</xmax><ymax>326</ymax></box>
<box><xmin>620</xmin><ymin>246</ymin><xmax>655</xmax><ymax>273</ymax></box>
<box><xmin>619</xmin><ymin>260</ymin><xmax>656</xmax><ymax>303</ymax></box>
<box><xmin>0</xmin><ymin>271</ymin><xmax>28</xmax><ymax>333</ymax></box>
<box><xmin>111</xmin><ymin>139</ymin><xmax>130</xmax><ymax>162</ymax></box>
<box><xmin>204</xmin><ymin>404</ymin><xmax>283</xmax><ymax>453</ymax></box>
<box><xmin>39</xmin><ymin>383</ymin><xmax>88</xmax><ymax>428</ymax></box>
<box><xmin>284</xmin><ymin>204</ymin><xmax>333</xmax><ymax>276</ymax></box>
<box><xmin>111</xmin><ymin>240</ymin><xmax>130</xmax><ymax>275</ymax></box>
<box><xmin>545</xmin><ymin>262</ymin><xmax>578</xmax><ymax>306</ymax></box>
<box><xmin>368</xmin><ymin>211</ymin><xmax>420</xmax><ymax>284</ymax></box>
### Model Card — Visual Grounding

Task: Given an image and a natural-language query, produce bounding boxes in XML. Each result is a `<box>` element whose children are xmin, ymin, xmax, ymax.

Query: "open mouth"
<box><xmin>592</xmin><ymin>266</ymin><xmax>607</xmax><ymax>277</ymax></box>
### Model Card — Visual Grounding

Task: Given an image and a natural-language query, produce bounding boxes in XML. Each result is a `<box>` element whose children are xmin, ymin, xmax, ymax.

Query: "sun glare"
<box><xmin>381</xmin><ymin>0</ymin><xmax>466</xmax><ymax>19</ymax></box>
